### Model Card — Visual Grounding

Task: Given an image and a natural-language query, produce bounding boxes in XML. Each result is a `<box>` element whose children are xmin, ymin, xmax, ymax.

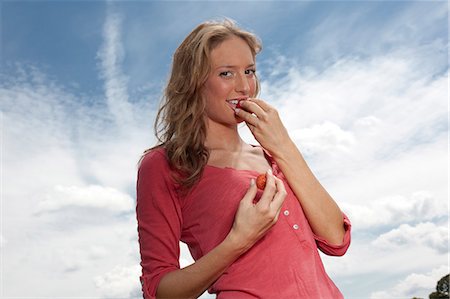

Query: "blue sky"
<box><xmin>4</xmin><ymin>1</ymin><xmax>446</xmax><ymax>101</ymax></box>
<box><xmin>1</xmin><ymin>1</ymin><xmax>448</xmax><ymax>298</ymax></box>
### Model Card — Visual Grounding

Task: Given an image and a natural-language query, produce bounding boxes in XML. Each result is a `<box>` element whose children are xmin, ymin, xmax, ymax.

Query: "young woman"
<box><xmin>136</xmin><ymin>19</ymin><xmax>351</xmax><ymax>299</ymax></box>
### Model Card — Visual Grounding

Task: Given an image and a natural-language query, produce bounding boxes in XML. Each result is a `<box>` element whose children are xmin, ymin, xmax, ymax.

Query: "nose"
<box><xmin>235</xmin><ymin>73</ymin><xmax>250</xmax><ymax>94</ymax></box>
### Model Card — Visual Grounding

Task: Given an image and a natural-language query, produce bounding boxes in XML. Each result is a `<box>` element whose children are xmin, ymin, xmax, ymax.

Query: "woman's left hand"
<box><xmin>235</xmin><ymin>98</ymin><xmax>291</xmax><ymax>155</ymax></box>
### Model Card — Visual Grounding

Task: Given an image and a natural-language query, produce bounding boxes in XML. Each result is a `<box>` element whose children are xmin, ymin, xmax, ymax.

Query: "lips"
<box><xmin>226</xmin><ymin>97</ymin><xmax>247</xmax><ymax>110</ymax></box>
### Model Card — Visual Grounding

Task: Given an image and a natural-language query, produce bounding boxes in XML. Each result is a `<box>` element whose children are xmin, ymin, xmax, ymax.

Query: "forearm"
<box><xmin>271</xmin><ymin>139</ymin><xmax>345</xmax><ymax>245</ymax></box>
<box><xmin>156</xmin><ymin>232</ymin><xmax>247</xmax><ymax>298</ymax></box>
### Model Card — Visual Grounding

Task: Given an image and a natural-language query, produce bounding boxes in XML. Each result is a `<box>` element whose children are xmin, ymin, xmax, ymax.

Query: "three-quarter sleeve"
<box><xmin>313</xmin><ymin>213</ymin><xmax>351</xmax><ymax>256</ymax></box>
<box><xmin>136</xmin><ymin>150</ymin><xmax>183</xmax><ymax>299</ymax></box>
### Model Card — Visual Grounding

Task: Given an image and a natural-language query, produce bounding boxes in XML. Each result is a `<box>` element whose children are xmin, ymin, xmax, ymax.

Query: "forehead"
<box><xmin>209</xmin><ymin>36</ymin><xmax>255</xmax><ymax>68</ymax></box>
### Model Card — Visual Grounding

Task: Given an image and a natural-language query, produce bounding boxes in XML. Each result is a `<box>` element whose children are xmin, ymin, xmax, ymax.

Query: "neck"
<box><xmin>205</xmin><ymin>122</ymin><xmax>244</xmax><ymax>152</ymax></box>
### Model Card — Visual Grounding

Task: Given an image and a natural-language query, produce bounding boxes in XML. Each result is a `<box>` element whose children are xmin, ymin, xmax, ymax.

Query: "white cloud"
<box><xmin>341</xmin><ymin>191</ymin><xmax>445</xmax><ymax>230</ymax></box>
<box><xmin>0</xmin><ymin>234</ymin><xmax>6</xmax><ymax>248</ymax></box>
<box><xmin>291</xmin><ymin>121</ymin><xmax>356</xmax><ymax>156</ymax></box>
<box><xmin>370</xmin><ymin>265</ymin><xmax>449</xmax><ymax>299</ymax></box>
<box><xmin>38</xmin><ymin>184</ymin><xmax>134</xmax><ymax>213</ymax></box>
<box><xmin>372</xmin><ymin>222</ymin><xmax>448</xmax><ymax>254</ymax></box>
<box><xmin>353</xmin><ymin>115</ymin><xmax>382</xmax><ymax>135</ymax></box>
<box><xmin>56</xmin><ymin>245</ymin><xmax>110</xmax><ymax>273</ymax></box>
<box><xmin>94</xmin><ymin>264</ymin><xmax>141</xmax><ymax>298</ymax></box>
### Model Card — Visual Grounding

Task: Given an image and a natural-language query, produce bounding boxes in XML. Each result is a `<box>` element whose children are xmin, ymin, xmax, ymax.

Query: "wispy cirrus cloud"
<box><xmin>96</xmin><ymin>5</ymin><xmax>133</xmax><ymax>128</ymax></box>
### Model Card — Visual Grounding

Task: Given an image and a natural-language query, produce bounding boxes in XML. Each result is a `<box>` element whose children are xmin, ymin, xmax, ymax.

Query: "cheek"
<box><xmin>217</xmin><ymin>80</ymin><xmax>233</xmax><ymax>95</ymax></box>
<box><xmin>205</xmin><ymin>80</ymin><xmax>231</xmax><ymax>98</ymax></box>
<box><xmin>202</xmin><ymin>84</ymin><xmax>226</xmax><ymax>114</ymax></box>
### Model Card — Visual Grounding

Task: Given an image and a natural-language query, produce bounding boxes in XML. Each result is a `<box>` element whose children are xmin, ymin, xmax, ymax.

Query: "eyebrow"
<box><xmin>215</xmin><ymin>63</ymin><xmax>255</xmax><ymax>69</ymax></box>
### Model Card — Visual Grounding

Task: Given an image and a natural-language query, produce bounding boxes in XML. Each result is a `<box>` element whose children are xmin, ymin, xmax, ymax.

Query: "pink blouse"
<box><xmin>136</xmin><ymin>148</ymin><xmax>351</xmax><ymax>298</ymax></box>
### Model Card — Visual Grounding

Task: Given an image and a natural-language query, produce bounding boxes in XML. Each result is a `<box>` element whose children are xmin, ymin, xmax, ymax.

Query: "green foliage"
<box><xmin>436</xmin><ymin>274</ymin><xmax>449</xmax><ymax>295</ymax></box>
<box><xmin>429</xmin><ymin>274</ymin><xmax>450</xmax><ymax>299</ymax></box>
<box><xmin>429</xmin><ymin>291</ymin><xmax>448</xmax><ymax>299</ymax></box>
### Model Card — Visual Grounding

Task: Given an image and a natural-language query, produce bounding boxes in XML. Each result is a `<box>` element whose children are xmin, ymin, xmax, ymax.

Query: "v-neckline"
<box><xmin>205</xmin><ymin>145</ymin><xmax>276</xmax><ymax>174</ymax></box>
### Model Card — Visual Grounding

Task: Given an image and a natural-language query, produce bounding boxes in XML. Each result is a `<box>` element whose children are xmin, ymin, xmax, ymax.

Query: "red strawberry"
<box><xmin>256</xmin><ymin>173</ymin><xmax>267</xmax><ymax>190</ymax></box>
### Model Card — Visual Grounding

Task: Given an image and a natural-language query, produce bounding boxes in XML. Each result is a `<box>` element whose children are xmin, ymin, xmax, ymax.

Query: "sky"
<box><xmin>1</xmin><ymin>0</ymin><xmax>448</xmax><ymax>298</ymax></box>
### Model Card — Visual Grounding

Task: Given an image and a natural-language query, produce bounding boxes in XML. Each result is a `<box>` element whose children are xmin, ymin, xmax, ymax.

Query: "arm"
<box><xmin>268</xmin><ymin>139</ymin><xmax>346</xmax><ymax>245</ymax></box>
<box><xmin>137</xmin><ymin>151</ymin><xmax>286</xmax><ymax>299</ymax></box>
<box><xmin>156</xmin><ymin>233</ymin><xmax>246</xmax><ymax>298</ymax></box>
<box><xmin>236</xmin><ymin>99</ymin><xmax>346</xmax><ymax>245</ymax></box>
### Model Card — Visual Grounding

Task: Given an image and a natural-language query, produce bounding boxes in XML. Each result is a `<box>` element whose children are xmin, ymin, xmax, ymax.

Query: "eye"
<box><xmin>245</xmin><ymin>69</ymin><xmax>256</xmax><ymax>76</ymax></box>
<box><xmin>219</xmin><ymin>71</ymin><xmax>233</xmax><ymax>78</ymax></box>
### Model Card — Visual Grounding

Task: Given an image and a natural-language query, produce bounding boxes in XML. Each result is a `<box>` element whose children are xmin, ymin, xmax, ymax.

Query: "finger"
<box><xmin>258</xmin><ymin>169</ymin><xmax>276</xmax><ymax>207</ymax></box>
<box><xmin>242</xmin><ymin>178</ymin><xmax>258</xmax><ymax>205</ymax></box>
<box><xmin>239</xmin><ymin>100</ymin><xmax>266</xmax><ymax>119</ymax></box>
<box><xmin>235</xmin><ymin>108</ymin><xmax>259</xmax><ymax>127</ymax></box>
<box><xmin>248</xmin><ymin>98</ymin><xmax>274</xmax><ymax>112</ymax></box>
<box><xmin>271</xmin><ymin>177</ymin><xmax>287</xmax><ymax>210</ymax></box>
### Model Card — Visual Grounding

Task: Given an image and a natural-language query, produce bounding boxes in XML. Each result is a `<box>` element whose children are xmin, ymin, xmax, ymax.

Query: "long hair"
<box><xmin>151</xmin><ymin>19</ymin><xmax>262</xmax><ymax>191</ymax></box>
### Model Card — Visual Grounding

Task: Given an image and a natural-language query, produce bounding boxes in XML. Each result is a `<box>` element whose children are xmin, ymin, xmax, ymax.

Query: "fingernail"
<box><xmin>267</xmin><ymin>168</ymin><xmax>272</xmax><ymax>175</ymax></box>
<box><xmin>250</xmin><ymin>178</ymin><xmax>255</xmax><ymax>186</ymax></box>
<box><xmin>235</xmin><ymin>108</ymin><xmax>241</xmax><ymax>114</ymax></box>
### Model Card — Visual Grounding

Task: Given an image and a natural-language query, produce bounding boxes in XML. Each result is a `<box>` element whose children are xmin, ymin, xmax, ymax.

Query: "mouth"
<box><xmin>226</xmin><ymin>97</ymin><xmax>247</xmax><ymax>110</ymax></box>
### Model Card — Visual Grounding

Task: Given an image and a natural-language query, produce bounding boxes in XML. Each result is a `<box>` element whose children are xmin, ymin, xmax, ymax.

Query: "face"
<box><xmin>201</xmin><ymin>36</ymin><xmax>257</xmax><ymax>126</ymax></box>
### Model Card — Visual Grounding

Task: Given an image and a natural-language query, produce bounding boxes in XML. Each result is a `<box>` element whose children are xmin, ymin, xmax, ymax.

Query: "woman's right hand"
<box><xmin>228</xmin><ymin>169</ymin><xmax>287</xmax><ymax>252</ymax></box>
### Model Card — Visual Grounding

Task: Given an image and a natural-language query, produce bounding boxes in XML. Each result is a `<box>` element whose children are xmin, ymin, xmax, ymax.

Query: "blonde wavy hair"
<box><xmin>151</xmin><ymin>19</ymin><xmax>262</xmax><ymax>190</ymax></box>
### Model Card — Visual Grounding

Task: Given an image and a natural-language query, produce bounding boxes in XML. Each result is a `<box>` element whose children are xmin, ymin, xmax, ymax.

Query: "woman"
<box><xmin>136</xmin><ymin>19</ymin><xmax>351</xmax><ymax>299</ymax></box>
